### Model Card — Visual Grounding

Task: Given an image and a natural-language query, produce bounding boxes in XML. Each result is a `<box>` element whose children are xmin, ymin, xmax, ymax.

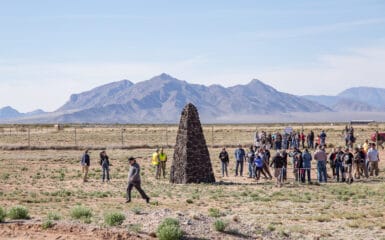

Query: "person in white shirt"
<box><xmin>367</xmin><ymin>143</ymin><xmax>380</xmax><ymax>177</ymax></box>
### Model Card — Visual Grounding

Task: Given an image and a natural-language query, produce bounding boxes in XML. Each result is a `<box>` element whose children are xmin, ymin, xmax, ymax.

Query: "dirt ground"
<box><xmin>1</xmin><ymin>124</ymin><xmax>385</xmax><ymax>239</ymax></box>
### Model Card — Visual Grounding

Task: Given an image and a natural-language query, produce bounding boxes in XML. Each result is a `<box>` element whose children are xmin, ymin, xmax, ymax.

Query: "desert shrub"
<box><xmin>208</xmin><ymin>208</ymin><xmax>221</xmax><ymax>218</ymax></box>
<box><xmin>8</xmin><ymin>205</ymin><xmax>30</xmax><ymax>219</ymax></box>
<box><xmin>70</xmin><ymin>205</ymin><xmax>92</xmax><ymax>221</ymax></box>
<box><xmin>0</xmin><ymin>207</ymin><xmax>6</xmax><ymax>222</ymax></box>
<box><xmin>47</xmin><ymin>212</ymin><xmax>61</xmax><ymax>221</ymax></box>
<box><xmin>186</xmin><ymin>199</ymin><xmax>193</xmax><ymax>204</ymax></box>
<box><xmin>156</xmin><ymin>218</ymin><xmax>183</xmax><ymax>240</ymax></box>
<box><xmin>104</xmin><ymin>212</ymin><xmax>126</xmax><ymax>226</ymax></box>
<box><xmin>213</xmin><ymin>219</ymin><xmax>227</xmax><ymax>232</ymax></box>
<box><xmin>42</xmin><ymin>219</ymin><xmax>54</xmax><ymax>229</ymax></box>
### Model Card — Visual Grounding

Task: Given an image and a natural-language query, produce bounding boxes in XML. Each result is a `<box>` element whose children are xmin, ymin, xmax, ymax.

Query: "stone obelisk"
<box><xmin>170</xmin><ymin>103</ymin><xmax>215</xmax><ymax>184</ymax></box>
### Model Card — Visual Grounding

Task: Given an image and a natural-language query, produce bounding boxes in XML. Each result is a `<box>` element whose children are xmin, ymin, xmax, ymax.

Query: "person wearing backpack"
<box><xmin>246</xmin><ymin>146</ymin><xmax>255</xmax><ymax>178</ymax></box>
<box><xmin>99</xmin><ymin>150</ymin><xmax>110</xmax><ymax>183</ymax></box>
<box><xmin>81</xmin><ymin>149</ymin><xmax>90</xmax><ymax>183</ymax></box>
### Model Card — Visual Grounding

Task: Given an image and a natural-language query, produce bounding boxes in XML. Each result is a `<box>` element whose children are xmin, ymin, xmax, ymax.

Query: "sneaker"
<box><xmin>125</xmin><ymin>200</ymin><xmax>131</xmax><ymax>203</ymax></box>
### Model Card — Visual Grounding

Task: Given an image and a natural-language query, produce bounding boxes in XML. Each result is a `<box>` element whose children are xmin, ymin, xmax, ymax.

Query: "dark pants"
<box><xmin>160</xmin><ymin>161</ymin><xmax>166</xmax><ymax>178</ymax></box>
<box><xmin>221</xmin><ymin>161</ymin><xmax>228</xmax><ymax>177</ymax></box>
<box><xmin>127</xmin><ymin>182</ymin><xmax>149</xmax><ymax>201</ymax></box>
<box><xmin>102</xmin><ymin>165</ymin><xmax>110</xmax><ymax>181</ymax></box>
<box><xmin>235</xmin><ymin>160</ymin><xmax>243</xmax><ymax>176</ymax></box>
<box><xmin>335</xmin><ymin>161</ymin><xmax>345</xmax><ymax>182</ymax></box>
<box><xmin>303</xmin><ymin>168</ymin><xmax>311</xmax><ymax>183</ymax></box>
<box><xmin>317</xmin><ymin>161</ymin><xmax>327</xmax><ymax>183</ymax></box>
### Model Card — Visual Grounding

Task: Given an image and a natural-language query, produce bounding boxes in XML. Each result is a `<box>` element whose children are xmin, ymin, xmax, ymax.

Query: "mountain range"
<box><xmin>1</xmin><ymin>73</ymin><xmax>385</xmax><ymax>123</ymax></box>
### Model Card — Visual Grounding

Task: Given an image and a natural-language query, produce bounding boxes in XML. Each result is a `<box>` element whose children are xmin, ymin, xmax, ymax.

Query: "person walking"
<box><xmin>219</xmin><ymin>148</ymin><xmax>229</xmax><ymax>177</ymax></box>
<box><xmin>99</xmin><ymin>150</ymin><xmax>110</xmax><ymax>182</ymax></box>
<box><xmin>254</xmin><ymin>154</ymin><xmax>264</xmax><ymax>182</ymax></box>
<box><xmin>158</xmin><ymin>148</ymin><xmax>167</xmax><ymax>178</ymax></box>
<box><xmin>368</xmin><ymin>143</ymin><xmax>380</xmax><ymax>177</ymax></box>
<box><xmin>126</xmin><ymin>157</ymin><xmax>150</xmax><ymax>203</ymax></box>
<box><xmin>302</xmin><ymin>148</ymin><xmax>312</xmax><ymax>183</ymax></box>
<box><xmin>151</xmin><ymin>148</ymin><xmax>161</xmax><ymax>179</ymax></box>
<box><xmin>81</xmin><ymin>149</ymin><xmax>90</xmax><ymax>182</ymax></box>
<box><xmin>314</xmin><ymin>146</ymin><xmax>327</xmax><ymax>183</ymax></box>
<box><xmin>234</xmin><ymin>145</ymin><xmax>246</xmax><ymax>177</ymax></box>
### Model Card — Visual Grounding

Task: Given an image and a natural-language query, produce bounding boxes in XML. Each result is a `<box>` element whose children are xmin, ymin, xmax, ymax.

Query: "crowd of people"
<box><xmin>219</xmin><ymin>128</ymin><xmax>381</xmax><ymax>187</ymax></box>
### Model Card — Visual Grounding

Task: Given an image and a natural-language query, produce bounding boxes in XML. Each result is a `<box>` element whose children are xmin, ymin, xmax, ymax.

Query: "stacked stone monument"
<box><xmin>170</xmin><ymin>103</ymin><xmax>216</xmax><ymax>184</ymax></box>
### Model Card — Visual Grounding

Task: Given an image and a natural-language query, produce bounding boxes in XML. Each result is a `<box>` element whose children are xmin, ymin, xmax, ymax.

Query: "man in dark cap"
<box><xmin>126</xmin><ymin>157</ymin><xmax>150</xmax><ymax>203</ymax></box>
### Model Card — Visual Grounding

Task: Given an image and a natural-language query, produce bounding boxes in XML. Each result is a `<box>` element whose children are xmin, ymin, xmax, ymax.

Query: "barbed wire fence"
<box><xmin>0</xmin><ymin>123</ymin><xmax>382</xmax><ymax>150</ymax></box>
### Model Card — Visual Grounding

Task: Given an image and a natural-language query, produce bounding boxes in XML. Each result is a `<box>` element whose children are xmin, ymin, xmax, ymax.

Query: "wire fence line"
<box><xmin>0</xmin><ymin>124</ymin><xmax>381</xmax><ymax>150</ymax></box>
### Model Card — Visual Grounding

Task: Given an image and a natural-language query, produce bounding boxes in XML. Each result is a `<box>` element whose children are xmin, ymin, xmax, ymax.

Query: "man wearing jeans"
<box><xmin>126</xmin><ymin>157</ymin><xmax>150</xmax><ymax>204</ymax></box>
<box><xmin>219</xmin><ymin>148</ymin><xmax>229</xmax><ymax>177</ymax></box>
<box><xmin>234</xmin><ymin>145</ymin><xmax>245</xmax><ymax>177</ymax></box>
<box><xmin>302</xmin><ymin>148</ymin><xmax>312</xmax><ymax>183</ymax></box>
<box><xmin>314</xmin><ymin>146</ymin><xmax>327</xmax><ymax>183</ymax></box>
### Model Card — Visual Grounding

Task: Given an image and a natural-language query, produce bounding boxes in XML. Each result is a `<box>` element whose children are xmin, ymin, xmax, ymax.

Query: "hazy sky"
<box><xmin>1</xmin><ymin>0</ymin><xmax>385</xmax><ymax>112</ymax></box>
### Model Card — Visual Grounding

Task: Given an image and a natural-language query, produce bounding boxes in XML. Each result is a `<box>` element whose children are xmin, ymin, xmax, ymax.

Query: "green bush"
<box><xmin>104</xmin><ymin>212</ymin><xmax>126</xmax><ymax>226</ymax></box>
<box><xmin>156</xmin><ymin>218</ymin><xmax>183</xmax><ymax>240</ymax></box>
<box><xmin>8</xmin><ymin>205</ymin><xmax>30</xmax><ymax>220</ymax></box>
<box><xmin>0</xmin><ymin>206</ymin><xmax>6</xmax><ymax>222</ymax></box>
<box><xmin>42</xmin><ymin>219</ymin><xmax>54</xmax><ymax>229</ymax></box>
<box><xmin>213</xmin><ymin>219</ymin><xmax>227</xmax><ymax>232</ymax></box>
<box><xmin>70</xmin><ymin>205</ymin><xmax>92</xmax><ymax>221</ymax></box>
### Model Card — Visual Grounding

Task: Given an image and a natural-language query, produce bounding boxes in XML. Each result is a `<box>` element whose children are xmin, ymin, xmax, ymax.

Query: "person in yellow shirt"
<box><xmin>152</xmin><ymin>148</ymin><xmax>160</xmax><ymax>179</ymax></box>
<box><xmin>159</xmin><ymin>148</ymin><xmax>168</xmax><ymax>178</ymax></box>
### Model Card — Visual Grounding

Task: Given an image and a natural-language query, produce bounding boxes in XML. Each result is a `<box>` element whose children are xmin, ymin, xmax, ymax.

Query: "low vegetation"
<box><xmin>7</xmin><ymin>205</ymin><xmax>30</xmax><ymax>220</ymax></box>
<box><xmin>104</xmin><ymin>212</ymin><xmax>126</xmax><ymax>226</ymax></box>
<box><xmin>156</xmin><ymin>218</ymin><xmax>183</xmax><ymax>240</ymax></box>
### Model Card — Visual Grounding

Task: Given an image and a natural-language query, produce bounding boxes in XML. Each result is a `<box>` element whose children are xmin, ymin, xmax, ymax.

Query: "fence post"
<box><xmin>211</xmin><ymin>126</ymin><xmax>214</xmax><ymax>147</ymax></box>
<box><xmin>165</xmin><ymin>126</ymin><xmax>168</xmax><ymax>147</ymax></box>
<box><xmin>74</xmin><ymin>128</ymin><xmax>77</xmax><ymax>146</ymax></box>
<box><xmin>121</xmin><ymin>128</ymin><xmax>125</xmax><ymax>147</ymax></box>
<box><xmin>28</xmin><ymin>127</ymin><xmax>30</xmax><ymax>148</ymax></box>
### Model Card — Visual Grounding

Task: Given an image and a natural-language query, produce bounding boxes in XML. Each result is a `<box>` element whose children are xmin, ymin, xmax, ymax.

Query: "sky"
<box><xmin>1</xmin><ymin>0</ymin><xmax>385</xmax><ymax>112</ymax></box>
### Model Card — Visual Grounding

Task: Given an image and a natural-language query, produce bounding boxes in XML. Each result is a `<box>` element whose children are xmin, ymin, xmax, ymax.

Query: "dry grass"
<box><xmin>0</xmin><ymin>123</ymin><xmax>385</xmax><ymax>239</ymax></box>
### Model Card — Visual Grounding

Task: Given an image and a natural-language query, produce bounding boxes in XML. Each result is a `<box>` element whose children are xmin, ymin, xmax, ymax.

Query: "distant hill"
<box><xmin>46</xmin><ymin>73</ymin><xmax>330</xmax><ymax>123</ymax></box>
<box><xmin>3</xmin><ymin>74</ymin><xmax>385</xmax><ymax>123</ymax></box>
<box><xmin>0</xmin><ymin>106</ymin><xmax>22</xmax><ymax>119</ymax></box>
<box><xmin>302</xmin><ymin>86</ymin><xmax>385</xmax><ymax>112</ymax></box>
<box><xmin>0</xmin><ymin>106</ymin><xmax>47</xmax><ymax>120</ymax></box>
